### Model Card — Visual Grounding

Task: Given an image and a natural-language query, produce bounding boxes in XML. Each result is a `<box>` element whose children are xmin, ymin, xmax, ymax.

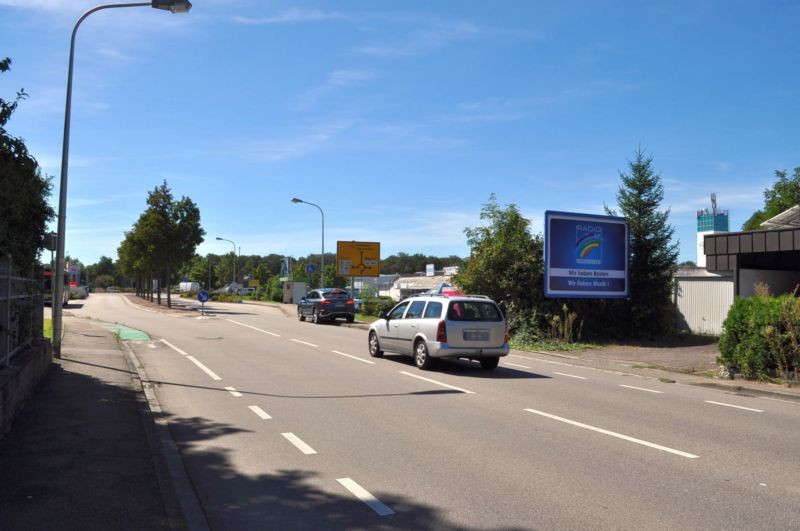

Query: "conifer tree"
<box><xmin>609</xmin><ymin>148</ymin><xmax>679</xmax><ymax>337</ymax></box>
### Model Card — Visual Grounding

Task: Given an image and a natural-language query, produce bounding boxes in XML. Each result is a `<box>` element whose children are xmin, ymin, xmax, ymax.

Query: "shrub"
<box><xmin>719</xmin><ymin>294</ymin><xmax>800</xmax><ymax>381</ymax></box>
<box><xmin>359</xmin><ymin>297</ymin><xmax>395</xmax><ymax>317</ymax></box>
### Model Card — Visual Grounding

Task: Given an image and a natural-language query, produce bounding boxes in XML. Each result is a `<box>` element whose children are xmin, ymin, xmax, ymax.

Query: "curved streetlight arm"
<box><xmin>52</xmin><ymin>1</ymin><xmax>191</xmax><ymax>358</ymax></box>
<box><xmin>291</xmin><ymin>198</ymin><xmax>325</xmax><ymax>288</ymax></box>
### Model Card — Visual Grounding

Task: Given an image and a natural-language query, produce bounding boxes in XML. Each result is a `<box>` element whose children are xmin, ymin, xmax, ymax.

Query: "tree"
<box><xmin>743</xmin><ymin>167</ymin><xmax>800</xmax><ymax>230</ymax></box>
<box><xmin>453</xmin><ymin>194</ymin><xmax>544</xmax><ymax>313</ymax></box>
<box><xmin>118</xmin><ymin>180</ymin><xmax>204</xmax><ymax>305</ymax></box>
<box><xmin>608</xmin><ymin>148</ymin><xmax>679</xmax><ymax>337</ymax></box>
<box><xmin>0</xmin><ymin>57</ymin><xmax>54</xmax><ymax>273</ymax></box>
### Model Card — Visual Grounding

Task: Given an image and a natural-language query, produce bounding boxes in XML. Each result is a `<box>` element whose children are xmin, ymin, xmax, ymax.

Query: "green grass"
<box><xmin>44</xmin><ymin>318</ymin><xmax>53</xmax><ymax>340</ymax></box>
<box><xmin>356</xmin><ymin>313</ymin><xmax>379</xmax><ymax>323</ymax></box>
<box><xmin>510</xmin><ymin>338</ymin><xmax>595</xmax><ymax>352</ymax></box>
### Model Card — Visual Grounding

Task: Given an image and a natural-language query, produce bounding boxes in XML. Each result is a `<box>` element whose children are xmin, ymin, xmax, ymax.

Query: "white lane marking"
<box><xmin>290</xmin><ymin>338</ymin><xmax>318</xmax><ymax>348</ymax></box>
<box><xmin>282</xmin><ymin>433</ymin><xmax>317</xmax><ymax>454</ymax></box>
<box><xmin>619</xmin><ymin>384</ymin><xmax>662</xmax><ymax>394</ymax></box>
<box><xmin>227</xmin><ymin>319</ymin><xmax>281</xmax><ymax>337</ymax></box>
<box><xmin>399</xmin><ymin>371</ymin><xmax>475</xmax><ymax>394</ymax></box>
<box><xmin>186</xmin><ymin>356</ymin><xmax>222</xmax><ymax>381</ymax></box>
<box><xmin>225</xmin><ymin>387</ymin><xmax>243</xmax><ymax>397</ymax></box>
<box><xmin>553</xmin><ymin>372</ymin><xmax>588</xmax><ymax>380</ymax></box>
<box><xmin>524</xmin><ymin>408</ymin><xmax>699</xmax><ymax>459</ymax></box>
<box><xmin>759</xmin><ymin>396</ymin><xmax>799</xmax><ymax>405</ymax></box>
<box><xmin>337</xmin><ymin>478</ymin><xmax>395</xmax><ymax>517</ymax></box>
<box><xmin>249</xmin><ymin>405</ymin><xmax>272</xmax><ymax>420</ymax></box>
<box><xmin>332</xmin><ymin>350</ymin><xmax>375</xmax><ymax>364</ymax></box>
<box><xmin>161</xmin><ymin>338</ymin><xmax>190</xmax><ymax>356</ymax></box>
<box><xmin>505</xmin><ymin>362</ymin><xmax>531</xmax><ymax>369</ymax></box>
<box><xmin>705</xmin><ymin>400</ymin><xmax>763</xmax><ymax>413</ymax></box>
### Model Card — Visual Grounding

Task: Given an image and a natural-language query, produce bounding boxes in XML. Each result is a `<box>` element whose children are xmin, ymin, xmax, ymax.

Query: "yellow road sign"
<box><xmin>337</xmin><ymin>241</ymin><xmax>381</xmax><ymax>277</ymax></box>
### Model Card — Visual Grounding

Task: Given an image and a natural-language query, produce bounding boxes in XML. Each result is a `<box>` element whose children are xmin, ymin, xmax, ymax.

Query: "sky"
<box><xmin>2</xmin><ymin>0</ymin><xmax>799</xmax><ymax>267</ymax></box>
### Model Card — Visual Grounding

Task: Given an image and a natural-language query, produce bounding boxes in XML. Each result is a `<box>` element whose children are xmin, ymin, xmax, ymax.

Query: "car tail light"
<box><xmin>436</xmin><ymin>320</ymin><xmax>447</xmax><ymax>343</ymax></box>
<box><xmin>346</xmin><ymin>299</ymin><xmax>354</xmax><ymax>305</ymax></box>
<box><xmin>504</xmin><ymin>322</ymin><xmax>510</xmax><ymax>343</ymax></box>
<box><xmin>320</xmin><ymin>300</ymin><xmax>331</xmax><ymax>306</ymax></box>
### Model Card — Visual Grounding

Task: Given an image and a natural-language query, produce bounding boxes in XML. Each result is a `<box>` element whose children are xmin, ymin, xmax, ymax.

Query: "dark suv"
<box><xmin>297</xmin><ymin>288</ymin><xmax>356</xmax><ymax>324</ymax></box>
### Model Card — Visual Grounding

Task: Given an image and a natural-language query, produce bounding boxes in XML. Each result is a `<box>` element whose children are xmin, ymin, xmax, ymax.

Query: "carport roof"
<box><xmin>761</xmin><ymin>205</ymin><xmax>800</xmax><ymax>229</ymax></box>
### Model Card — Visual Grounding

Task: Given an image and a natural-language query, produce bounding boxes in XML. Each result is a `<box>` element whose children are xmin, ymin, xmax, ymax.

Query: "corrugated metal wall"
<box><xmin>674</xmin><ymin>277</ymin><xmax>734</xmax><ymax>336</ymax></box>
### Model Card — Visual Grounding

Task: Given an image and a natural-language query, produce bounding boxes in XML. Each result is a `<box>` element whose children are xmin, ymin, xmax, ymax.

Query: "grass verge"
<box><xmin>44</xmin><ymin>318</ymin><xmax>53</xmax><ymax>340</ymax></box>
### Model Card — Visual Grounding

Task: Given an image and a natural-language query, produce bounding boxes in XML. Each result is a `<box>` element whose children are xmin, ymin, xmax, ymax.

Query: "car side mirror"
<box><xmin>379</xmin><ymin>311</ymin><xmax>389</xmax><ymax>320</ymax></box>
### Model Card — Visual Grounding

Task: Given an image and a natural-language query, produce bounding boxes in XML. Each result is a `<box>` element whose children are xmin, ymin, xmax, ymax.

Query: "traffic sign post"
<box><xmin>198</xmin><ymin>290</ymin><xmax>209</xmax><ymax>316</ymax></box>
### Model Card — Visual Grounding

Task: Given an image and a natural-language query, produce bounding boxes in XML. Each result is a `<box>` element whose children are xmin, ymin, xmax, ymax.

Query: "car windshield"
<box><xmin>447</xmin><ymin>301</ymin><xmax>503</xmax><ymax>321</ymax></box>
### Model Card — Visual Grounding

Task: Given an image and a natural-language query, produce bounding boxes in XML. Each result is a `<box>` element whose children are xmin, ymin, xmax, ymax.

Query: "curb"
<box><xmin>121</xmin><ymin>341</ymin><xmax>211</xmax><ymax>531</ymax></box>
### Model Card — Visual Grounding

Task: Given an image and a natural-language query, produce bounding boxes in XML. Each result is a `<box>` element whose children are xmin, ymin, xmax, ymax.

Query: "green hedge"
<box><xmin>359</xmin><ymin>297</ymin><xmax>396</xmax><ymax>317</ymax></box>
<box><xmin>719</xmin><ymin>294</ymin><xmax>800</xmax><ymax>381</ymax></box>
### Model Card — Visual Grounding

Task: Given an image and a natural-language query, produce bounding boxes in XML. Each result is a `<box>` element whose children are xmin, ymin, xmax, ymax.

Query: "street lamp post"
<box><xmin>216</xmin><ymin>237</ymin><xmax>236</xmax><ymax>293</ymax></box>
<box><xmin>51</xmin><ymin>0</ymin><xmax>191</xmax><ymax>358</ymax></box>
<box><xmin>291</xmin><ymin>198</ymin><xmax>325</xmax><ymax>289</ymax></box>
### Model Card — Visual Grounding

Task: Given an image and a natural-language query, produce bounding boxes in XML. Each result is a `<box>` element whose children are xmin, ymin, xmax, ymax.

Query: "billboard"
<box><xmin>337</xmin><ymin>241</ymin><xmax>381</xmax><ymax>277</ymax></box>
<box><xmin>544</xmin><ymin>211</ymin><xmax>629</xmax><ymax>298</ymax></box>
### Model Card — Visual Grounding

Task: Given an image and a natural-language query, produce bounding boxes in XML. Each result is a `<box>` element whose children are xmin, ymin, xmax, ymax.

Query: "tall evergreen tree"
<box><xmin>608</xmin><ymin>148</ymin><xmax>679</xmax><ymax>337</ymax></box>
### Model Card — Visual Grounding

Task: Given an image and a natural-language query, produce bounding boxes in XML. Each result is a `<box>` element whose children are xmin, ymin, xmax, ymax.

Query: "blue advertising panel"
<box><xmin>544</xmin><ymin>211</ymin><xmax>629</xmax><ymax>298</ymax></box>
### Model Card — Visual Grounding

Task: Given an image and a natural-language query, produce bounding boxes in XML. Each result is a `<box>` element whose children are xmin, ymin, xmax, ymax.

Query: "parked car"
<box><xmin>297</xmin><ymin>288</ymin><xmax>356</xmax><ymax>324</ymax></box>
<box><xmin>367</xmin><ymin>294</ymin><xmax>509</xmax><ymax>370</ymax></box>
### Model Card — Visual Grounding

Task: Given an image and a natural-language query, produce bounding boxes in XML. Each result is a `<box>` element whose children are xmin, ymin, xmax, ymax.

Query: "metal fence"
<box><xmin>0</xmin><ymin>255</ymin><xmax>44</xmax><ymax>367</ymax></box>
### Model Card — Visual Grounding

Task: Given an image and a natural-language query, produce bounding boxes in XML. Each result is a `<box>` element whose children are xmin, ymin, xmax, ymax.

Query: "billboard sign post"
<box><xmin>544</xmin><ymin>211</ymin><xmax>629</xmax><ymax>299</ymax></box>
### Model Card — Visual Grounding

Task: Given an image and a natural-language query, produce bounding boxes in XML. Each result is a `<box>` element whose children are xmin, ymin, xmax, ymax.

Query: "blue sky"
<box><xmin>2</xmin><ymin>0</ymin><xmax>799</xmax><ymax>266</ymax></box>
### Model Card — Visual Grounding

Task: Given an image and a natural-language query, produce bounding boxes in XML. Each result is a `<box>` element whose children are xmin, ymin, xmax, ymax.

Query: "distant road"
<box><xmin>70</xmin><ymin>294</ymin><xmax>800</xmax><ymax>530</ymax></box>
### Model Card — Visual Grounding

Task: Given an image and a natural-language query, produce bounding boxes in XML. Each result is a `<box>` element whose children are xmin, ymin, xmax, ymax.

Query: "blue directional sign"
<box><xmin>197</xmin><ymin>290</ymin><xmax>209</xmax><ymax>303</ymax></box>
<box><xmin>306</xmin><ymin>264</ymin><xmax>316</xmax><ymax>274</ymax></box>
<box><xmin>544</xmin><ymin>211</ymin><xmax>629</xmax><ymax>299</ymax></box>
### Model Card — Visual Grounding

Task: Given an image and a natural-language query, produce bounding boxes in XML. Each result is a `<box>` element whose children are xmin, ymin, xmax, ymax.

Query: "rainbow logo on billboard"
<box><xmin>575</xmin><ymin>225</ymin><xmax>602</xmax><ymax>264</ymax></box>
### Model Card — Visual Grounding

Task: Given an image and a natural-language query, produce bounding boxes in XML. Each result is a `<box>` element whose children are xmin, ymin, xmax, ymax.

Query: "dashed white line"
<box><xmin>249</xmin><ymin>405</ymin><xmax>272</xmax><ymax>420</ymax></box>
<box><xmin>282</xmin><ymin>432</ymin><xmax>317</xmax><ymax>454</ymax></box>
<box><xmin>332</xmin><ymin>350</ymin><xmax>375</xmax><ymax>364</ymax></box>
<box><xmin>225</xmin><ymin>386</ymin><xmax>243</xmax><ymax>397</ymax></box>
<box><xmin>186</xmin><ymin>356</ymin><xmax>222</xmax><ymax>381</ymax></box>
<box><xmin>227</xmin><ymin>319</ymin><xmax>281</xmax><ymax>337</ymax></box>
<box><xmin>337</xmin><ymin>478</ymin><xmax>395</xmax><ymax>517</ymax></box>
<box><xmin>505</xmin><ymin>362</ymin><xmax>531</xmax><ymax>369</ymax></box>
<box><xmin>619</xmin><ymin>384</ymin><xmax>662</xmax><ymax>394</ymax></box>
<box><xmin>290</xmin><ymin>338</ymin><xmax>318</xmax><ymax>348</ymax></box>
<box><xmin>524</xmin><ymin>408</ymin><xmax>699</xmax><ymax>459</ymax></box>
<box><xmin>705</xmin><ymin>400</ymin><xmax>763</xmax><ymax>413</ymax></box>
<box><xmin>553</xmin><ymin>372</ymin><xmax>588</xmax><ymax>380</ymax></box>
<box><xmin>399</xmin><ymin>371</ymin><xmax>475</xmax><ymax>394</ymax></box>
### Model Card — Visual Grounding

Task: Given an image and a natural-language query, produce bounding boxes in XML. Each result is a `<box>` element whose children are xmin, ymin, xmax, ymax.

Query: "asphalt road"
<box><xmin>70</xmin><ymin>294</ymin><xmax>800</xmax><ymax>530</ymax></box>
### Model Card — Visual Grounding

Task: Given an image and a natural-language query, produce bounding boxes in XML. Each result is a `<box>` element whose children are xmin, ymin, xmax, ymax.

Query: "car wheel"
<box><xmin>312</xmin><ymin>309</ymin><xmax>321</xmax><ymax>324</ymax></box>
<box><xmin>346</xmin><ymin>314</ymin><xmax>355</xmax><ymax>323</ymax></box>
<box><xmin>414</xmin><ymin>340</ymin><xmax>434</xmax><ymax>370</ymax></box>
<box><xmin>480</xmin><ymin>357</ymin><xmax>499</xmax><ymax>370</ymax></box>
<box><xmin>297</xmin><ymin>307</ymin><xmax>305</xmax><ymax>321</ymax></box>
<box><xmin>368</xmin><ymin>331</ymin><xmax>384</xmax><ymax>358</ymax></box>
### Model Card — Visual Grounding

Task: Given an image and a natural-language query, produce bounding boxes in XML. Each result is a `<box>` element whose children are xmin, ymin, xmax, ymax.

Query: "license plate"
<box><xmin>463</xmin><ymin>330</ymin><xmax>489</xmax><ymax>341</ymax></box>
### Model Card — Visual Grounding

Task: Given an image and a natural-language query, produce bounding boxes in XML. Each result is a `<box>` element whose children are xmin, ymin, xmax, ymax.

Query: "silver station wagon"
<box><xmin>367</xmin><ymin>294</ymin><xmax>510</xmax><ymax>370</ymax></box>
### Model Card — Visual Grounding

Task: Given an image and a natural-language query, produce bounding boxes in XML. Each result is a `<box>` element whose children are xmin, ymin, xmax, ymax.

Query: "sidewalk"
<box><xmin>0</xmin><ymin>315</ymin><xmax>193</xmax><ymax>530</ymax></box>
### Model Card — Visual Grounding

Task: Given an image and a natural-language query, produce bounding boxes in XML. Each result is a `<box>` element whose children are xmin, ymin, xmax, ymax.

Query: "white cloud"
<box><xmin>233</xmin><ymin>8</ymin><xmax>344</xmax><ymax>25</ymax></box>
<box><xmin>356</xmin><ymin>20</ymin><xmax>484</xmax><ymax>57</ymax></box>
<box><xmin>295</xmin><ymin>69</ymin><xmax>376</xmax><ymax>110</ymax></box>
<box><xmin>240</xmin><ymin>119</ymin><xmax>358</xmax><ymax>162</ymax></box>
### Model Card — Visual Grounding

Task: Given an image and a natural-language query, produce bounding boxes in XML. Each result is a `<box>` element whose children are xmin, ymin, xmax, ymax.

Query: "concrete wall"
<box><xmin>0</xmin><ymin>339</ymin><xmax>52</xmax><ymax>438</ymax></box>
<box><xmin>739</xmin><ymin>269</ymin><xmax>800</xmax><ymax>297</ymax></box>
<box><xmin>674</xmin><ymin>276</ymin><xmax>734</xmax><ymax>336</ymax></box>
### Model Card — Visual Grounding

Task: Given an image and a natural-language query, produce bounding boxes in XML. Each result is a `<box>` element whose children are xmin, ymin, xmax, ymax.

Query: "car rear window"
<box><xmin>323</xmin><ymin>291</ymin><xmax>350</xmax><ymax>300</ymax></box>
<box><xmin>447</xmin><ymin>301</ymin><xmax>503</xmax><ymax>322</ymax></box>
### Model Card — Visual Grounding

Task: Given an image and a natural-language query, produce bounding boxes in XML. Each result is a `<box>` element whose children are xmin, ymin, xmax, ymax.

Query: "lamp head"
<box><xmin>291</xmin><ymin>197</ymin><xmax>303</xmax><ymax>203</ymax></box>
<box><xmin>151</xmin><ymin>0</ymin><xmax>192</xmax><ymax>14</ymax></box>
<box><xmin>215</xmin><ymin>237</ymin><xmax>223</xmax><ymax>241</ymax></box>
